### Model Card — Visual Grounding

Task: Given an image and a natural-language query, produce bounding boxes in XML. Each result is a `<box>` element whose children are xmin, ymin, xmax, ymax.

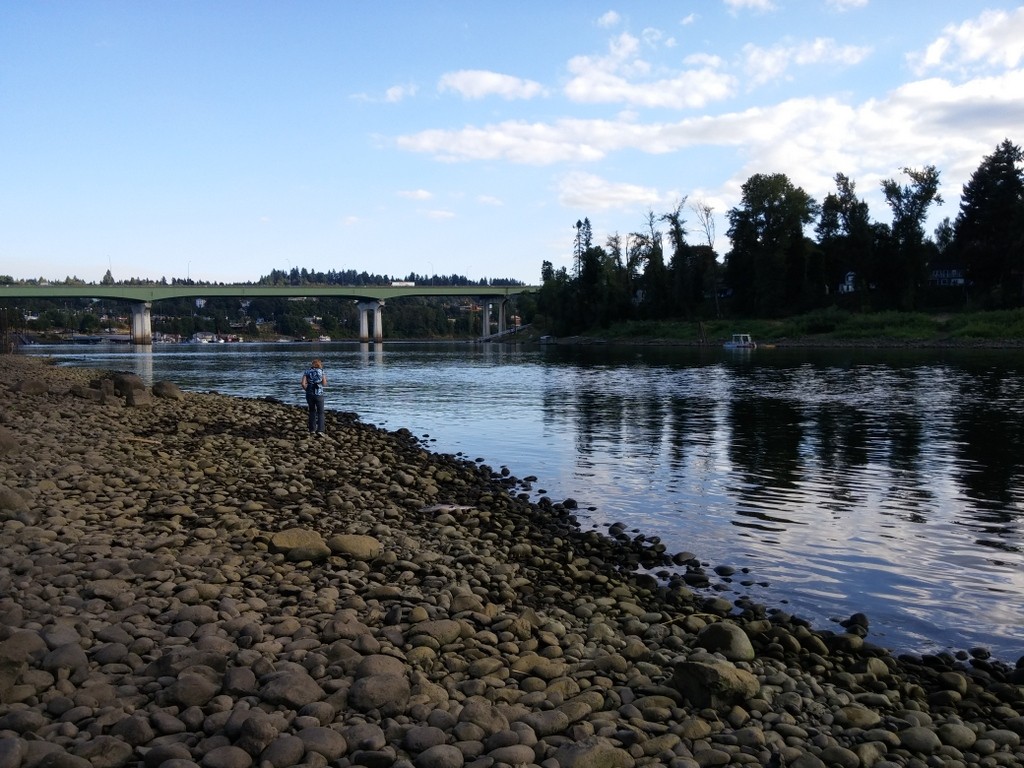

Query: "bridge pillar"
<box><xmin>356</xmin><ymin>300</ymin><xmax>385</xmax><ymax>343</ymax></box>
<box><xmin>130</xmin><ymin>302</ymin><xmax>152</xmax><ymax>345</ymax></box>
<box><xmin>480</xmin><ymin>297</ymin><xmax>508</xmax><ymax>336</ymax></box>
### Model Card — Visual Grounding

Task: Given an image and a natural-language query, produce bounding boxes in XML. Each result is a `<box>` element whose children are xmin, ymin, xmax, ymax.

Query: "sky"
<box><xmin>2</xmin><ymin>1</ymin><xmax>1023</xmax><ymax>286</ymax></box>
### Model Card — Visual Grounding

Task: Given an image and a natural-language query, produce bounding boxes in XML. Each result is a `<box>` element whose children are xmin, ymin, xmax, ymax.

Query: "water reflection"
<box><xmin>536</xmin><ymin>346</ymin><xmax>1024</xmax><ymax>657</ymax></box>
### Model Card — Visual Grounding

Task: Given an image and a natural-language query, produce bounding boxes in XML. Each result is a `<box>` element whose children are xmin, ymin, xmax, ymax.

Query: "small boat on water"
<box><xmin>723</xmin><ymin>333</ymin><xmax>756</xmax><ymax>349</ymax></box>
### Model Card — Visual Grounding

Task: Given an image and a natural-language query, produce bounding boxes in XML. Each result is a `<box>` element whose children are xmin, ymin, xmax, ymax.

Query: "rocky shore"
<box><xmin>2</xmin><ymin>354</ymin><xmax>1023</xmax><ymax>768</ymax></box>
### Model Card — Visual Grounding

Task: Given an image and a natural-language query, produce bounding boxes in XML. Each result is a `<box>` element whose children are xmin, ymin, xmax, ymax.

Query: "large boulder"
<box><xmin>152</xmin><ymin>380</ymin><xmax>185</xmax><ymax>400</ymax></box>
<box><xmin>696</xmin><ymin>621</ymin><xmax>755</xmax><ymax>661</ymax></box>
<box><xmin>269</xmin><ymin>528</ymin><xmax>331</xmax><ymax>562</ymax></box>
<box><xmin>327</xmin><ymin>534</ymin><xmax>382</xmax><ymax>561</ymax></box>
<box><xmin>670</xmin><ymin>657</ymin><xmax>760</xmax><ymax>710</ymax></box>
<box><xmin>11</xmin><ymin>379</ymin><xmax>47</xmax><ymax>395</ymax></box>
<box><xmin>112</xmin><ymin>372</ymin><xmax>145</xmax><ymax>397</ymax></box>
<box><xmin>124</xmin><ymin>387</ymin><xmax>153</xmax><ymax>407</ymax></box>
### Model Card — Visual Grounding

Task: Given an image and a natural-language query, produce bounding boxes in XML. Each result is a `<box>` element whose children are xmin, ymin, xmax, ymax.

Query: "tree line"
<box><xmin>536</xmin><ymin>139</ymin><xmax>1024</xmax><ymax>335</ymax></box>
<box><xmin>2</xmin><ymin>269</ymin><xmax>532</xmax><ymax>341</ymax></box>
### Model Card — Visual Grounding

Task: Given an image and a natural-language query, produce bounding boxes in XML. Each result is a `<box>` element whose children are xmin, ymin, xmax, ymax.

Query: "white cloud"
<box><xmin>724</xmin><ymin>0</ymin><xmax>777</xmax><ymax>14</ymax></box>
<box><xmin>478</xmin><ymin>195</ymin><xmax>504</xmax><ymax>206</ymax></box>
<box><xmin>826</xmin><ymin>0</ymin><xmax>868</xmax><ymax>10</ymax></box>
<box><xmin>558</xmin><ymin>171</ymin><xmax>666</xmax><ymax>211</ymax></box>
<box><xmin>742</xmin><ymin>38</ymin><xmax>873</xmax><ymax>86</ymax></box>
<box><xmin>439</xmin><ymin>70</ymin><xmax>545</xmax><ymax>100</ymax></box>
<box><xmin>385</xmin><ymin>84</ymin><xmax>417</xmax><ymax>103</ymax></box>
<box><xmin>680</xmin><ymin>13</ymin><xmax>697</xmax><ymax>26</ymax></box>
<box><xmin>426</xmin><ymin>209</ymin><xmax>456</xmax><ymax>219</ymax></box>
<box><xmin>395</xmin><ymin>65</ymin><xmax>1022</xmax><ymax>234</ymax></box>
<box><xmin>597</xmin><ymin>10</ymin><xmax>620</xmax><ymax>28</ymax></box>
<box><xmin>398</xmin><ymin>189</ymin><xmax>433</xmax><ymax>201</ymax></box>
<box><xmin>396</xmin><ymin>120</ymin><xmax>611</xmax><ymax>165</ymax></box>
<box><xmin>909</xmin><ymin>8</ymin><xmax>1024</xmax><ymax>76</ymax></box>
<box><xmin>565</xmin><ymin>32</ymin><xmax>735</xmax><ymax>108</ymax></box>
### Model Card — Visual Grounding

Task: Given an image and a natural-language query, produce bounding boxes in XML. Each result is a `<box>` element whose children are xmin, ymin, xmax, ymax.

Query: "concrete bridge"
<box><xmin>0</xmin><ymin>283</ymin><xmax>539</xmax><ymax>344</ymax></box>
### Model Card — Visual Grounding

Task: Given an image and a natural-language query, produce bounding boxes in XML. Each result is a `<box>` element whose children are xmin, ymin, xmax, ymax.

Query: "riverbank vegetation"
<box><xmin>534</xmin><ymin>139</ymin><xmax>1024</xmax><ymax>341</ymax></box>
<box><xmin>571</xmin><ymin>307</ymin><xmax>1024</xmax><ymax>346</ymax></box>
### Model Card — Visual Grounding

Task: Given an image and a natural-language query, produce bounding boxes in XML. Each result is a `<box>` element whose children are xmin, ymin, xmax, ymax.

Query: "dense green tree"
<box><xmin>725</xmin><ymin>173</ymin><xmax>819</xmax><ymax>316</ymax></box>
<box><xmin>636</xmin><ymin>211</ymin><xmax>669</xmax><ymax>319</ymax></box>
<box><xmin>953</xmin><ymin>139</ymin><xmax>1024</xmax><ymax>307</ymax></box>
<box><xmin>573</xmin><ymin>218</ymin><xmax>593</xmax><ymax>277</ymax></box>
<box><xmin>817</xmin><ymin>173</ymin><xmax>873</xmax><ymax>304</ymax></box>
<box><xmin>661</xmin><ymin>200</ymin><xmax>701</xmax><ymax>318</ymax></box>
<box><xmin>880</xmin><ymin>165</ymin><xmax>942</xmax><ymax>309</ymax></box>
<box><xmin>78</xmin><ymin>313</ymin><xmax>101</xmax><ymax>334</ymax></box>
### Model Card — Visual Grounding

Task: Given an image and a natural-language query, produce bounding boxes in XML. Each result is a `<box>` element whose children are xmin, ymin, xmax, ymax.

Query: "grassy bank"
<box><xmin>579</xmin><ymin>308</ymin><xmax>1024</xmax><ymax>346</ymax></box>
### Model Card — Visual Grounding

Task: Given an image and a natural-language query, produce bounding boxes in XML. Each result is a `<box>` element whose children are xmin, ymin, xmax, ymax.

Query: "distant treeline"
<box><xmin>1</xmin><ymin>270</ymin><xmax>531</xmax><ymax>340</ymax></box>
<box><xmin>536</xmin><ymin>139</ymin><xmax>1024</xmax><ymax>336</ymax></box>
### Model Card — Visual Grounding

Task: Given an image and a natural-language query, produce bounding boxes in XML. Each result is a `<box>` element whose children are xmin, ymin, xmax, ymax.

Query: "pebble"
<box><xmin>2</xmin><ymin>355</ymin><xmax>1024</xmax><ymax>768</ymax></box>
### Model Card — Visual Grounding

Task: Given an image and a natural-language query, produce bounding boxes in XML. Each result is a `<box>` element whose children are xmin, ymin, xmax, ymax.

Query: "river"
<box><xmin>27</xmin><ymin>340</ymin><xmax>1024</xmax><ymax>663</ymax></box>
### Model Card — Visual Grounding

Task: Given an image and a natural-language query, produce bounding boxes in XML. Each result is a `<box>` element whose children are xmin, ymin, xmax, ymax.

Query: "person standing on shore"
<box><xmin>301</xmin><ymin>358</ymin><xmax>327</xmax><ymax>436</ymax></box>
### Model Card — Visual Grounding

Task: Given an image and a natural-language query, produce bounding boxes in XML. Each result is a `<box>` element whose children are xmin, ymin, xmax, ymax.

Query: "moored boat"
<box><xmin>723</xmin><ymin>333</ymin><xmax>756</xmax><ymax>349</ymax></box>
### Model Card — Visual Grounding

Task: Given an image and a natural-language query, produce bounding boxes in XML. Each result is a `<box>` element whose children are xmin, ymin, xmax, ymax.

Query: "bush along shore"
<box><xmin>1</xmin><ymin>355</ymin><xmax>1023</xmax><ymax>768</ymax></box>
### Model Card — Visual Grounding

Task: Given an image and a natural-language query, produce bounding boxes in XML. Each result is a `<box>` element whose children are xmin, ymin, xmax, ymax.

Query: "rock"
<box><xmin>0</xmin><ymin>487</ymin><xmax>29</xmax><ymax>516</ymax></box>
<box><xmin>153</xmin><ymin>380</ymin><xmax>185</xmax><ymax>399</ymax></box>
<box><xmin>937</xmin><ymin>722</ymin><xmax>976</xmax><ymax>749</ymax></box>
<box><xmin>125</xmin><ymin>387</ymin><xmax>153</xmax><ymax>407</ymax></box>
<box><xmin>348</xmin><ymin>674</ymin><xmax>410</xmax><ymax>715</ymax></box>
<box><xmin>458</xmin><ymin>697</ymin><xmax>509</xmax><ymax>735</ymax></box>
<box><xmin>327</xmin><ymin>533</ymin><xmax>383</xmax><ymax>560</ymax></box>
<box><xmin>0</xmin><ymin>738</ymin><xmax>25</xmax><ymax>768</ymax></box>
<box><xmin>257</xmin><ymin>735</ymin><xmax>305</xmax><ymax>768</ymax></box>
<box><xmin>552</xmin><ymin>736</ymin><xmax>635</xmax><ymax>768</ymax></box>
<box><xmin>12</xmin><ymin>378</ymin><xmax>47</xmax><ymax>395</ymax></box>
<box><xmin>200</xmin><ymin>745</ymin><xmax>253</xmax><ymax>768</ymax></box>
<box><xmin>414</xmin><ymin>744</ymin><xmax>464</xmax><ymax>768</ymax></box>
<box><xmin>112</xmin><ymin>372</ymin><xmax>146</xmax><ymax>396</ymax></box>
<box><xmin>835</xmin><ymin>704</ymin><xmax>881</xmax><ymax>728</ymax></box>
<box><xmin>267</xmin><ymin>528</ymin><xmax>331</xmax><ymax>562</ymax></box>
<box><xmin>898</xmin><ymin>725</ymin><xmax>942</xmax><ymax>754</ymax></box>
<box><xmin>260</xmin><ymin>668</ymin><xmax>325</xmax><ymax>708</ymax></box>
<box><xmin>696</xmin><ymin>621</ymin><xmax>755</xmax><ymax>661</ymax></box>
<box><xmin>168</xmin><ymin>670</ymin><xmax>221</xmax><ymax>707</ymax></box>
<box><xmin>70</xmin><ymin>736</ymin><xmax>134</xmax><ymax>768</ymax></box>
<box><xmin>296</xmin><ymin>727</ymin><xmax>347</xmax><ymax>760</ymax></box>
<box><xmin>41</xmin><ymin>643</ymin><xmax>90</xmax><ymax>683</ymax></box>
<box><xmin>409</xmin><ymin>619</ymin><xmax>462</xmax><ymax>645</ymax></box>
<box><xmin>0</xmin><ymin>427</ymin><xmax>18</xmax><ymax>454</ymax></box>
<box><xmin>339</xmin><ymin>723</ymin><xmax>386</xmax><ymax>751</ymax></box>
<box><xmin>404</xmin><ymin>726</ymin><xmax>448</xmax><ymax>753</ymax></box>
<box><xmin>671</xmin><ymin>659</ymin><xmax>760</xmax><ymax>710</ymax></box>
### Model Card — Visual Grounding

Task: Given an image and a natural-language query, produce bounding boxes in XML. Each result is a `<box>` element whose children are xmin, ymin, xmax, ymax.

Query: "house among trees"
<box><xmin>928</xmin><ymin>263</ymin><xmax>966</xmax><ymax>288</ymax></box>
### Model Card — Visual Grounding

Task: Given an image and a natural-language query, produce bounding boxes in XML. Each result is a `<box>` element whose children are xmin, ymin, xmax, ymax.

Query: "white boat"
<box><xmin>723</xmin><ymin>333</ymin><xmax>756</xmax><ymax>349</ymax></box>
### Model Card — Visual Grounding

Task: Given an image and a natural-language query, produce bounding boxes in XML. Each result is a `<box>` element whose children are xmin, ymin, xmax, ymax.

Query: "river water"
<box><xmin>27</xmin><ymin>341</ymin><xmax>1024</xmax><ymax>663</ymax></box>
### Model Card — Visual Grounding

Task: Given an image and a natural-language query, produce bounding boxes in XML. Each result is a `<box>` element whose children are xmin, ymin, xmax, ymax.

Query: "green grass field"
<box><xmin>583</xmin><ymin>308</ymin><xmax>1024</xmax><ymax>346</ymax></box>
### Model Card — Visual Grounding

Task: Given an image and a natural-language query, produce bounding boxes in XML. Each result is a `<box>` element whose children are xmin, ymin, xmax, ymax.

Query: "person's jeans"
<box><xmin>306</xmin><ymin>393</ymin><xmax>325</xmax><ymax>433</ymax></box>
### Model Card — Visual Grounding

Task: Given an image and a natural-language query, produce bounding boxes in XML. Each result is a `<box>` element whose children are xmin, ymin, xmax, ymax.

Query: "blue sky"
<box><xmin>2</xmin><ymin>1</ymin><xmax>1023</xmax><ymax>285</ymax></box>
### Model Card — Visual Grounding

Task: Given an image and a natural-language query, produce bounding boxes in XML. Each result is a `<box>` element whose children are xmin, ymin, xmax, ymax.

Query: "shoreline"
<box><xmin>2</xmin><ymin>354</ymin><xmax>1024</xmax><ymax>767</ymax></box>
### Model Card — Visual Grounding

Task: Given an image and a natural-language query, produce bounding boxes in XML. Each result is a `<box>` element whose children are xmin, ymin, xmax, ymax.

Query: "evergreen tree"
<box><xmin>953</xmin><ymin>139</ymin><xmax>1024</xmax><ymax>307</ymax></box>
